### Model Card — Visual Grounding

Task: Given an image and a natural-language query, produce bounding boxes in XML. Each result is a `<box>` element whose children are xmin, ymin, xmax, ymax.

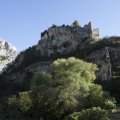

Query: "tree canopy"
<box><xmin>30</xmin><ymin>57</ymin><xmax>115</xmax><ymax>119</ymax></box>
<box><xmin>0</xmin><ymin>57</ymin><xmax>116</xmax><ymax>120</ymax></box>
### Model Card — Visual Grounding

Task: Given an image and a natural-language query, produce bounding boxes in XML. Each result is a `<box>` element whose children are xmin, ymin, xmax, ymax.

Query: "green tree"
<box><xmin>30</xmin><ymin>72</ymin><xmax>54</xmax><ymax>119</ymax></box>
<box><xmin>30</xmin><ymin>57</ymin><xmax>97</xmax><ymax>119</ymax></box>
<box><xmin>0</xmin><ymin>92</ymin><xmax>32</xmax><ymax>120</ymax></box>
<box><xmin>0</xmin><ymin>57</ymin><xmax>116</xmax><ymax>120</ymax></box>
<box><xmin>86</xmin><ymin>84</ymin><xmax>116</xmax><ymax>111</ymax></box>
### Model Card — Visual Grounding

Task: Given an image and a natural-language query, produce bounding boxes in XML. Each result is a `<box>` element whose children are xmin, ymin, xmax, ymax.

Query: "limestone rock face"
<box><xmin>0</xmin><ymin>39</ymin><xmax>18</xmax><ymax>72</ymax></box>
<box><xmin>36</xmin><ymin>22</ymin><xmax>99</xmax><ymax>57</ymax></box>
<box><xmin>86</xmin><ymin>47</ymin><xmax>112</xmax><ymax>81</ymax></box>
<box><xmin>86</xmin><ymin>46</ymin><xmax>120</xmax><ymax>81</ymax></box>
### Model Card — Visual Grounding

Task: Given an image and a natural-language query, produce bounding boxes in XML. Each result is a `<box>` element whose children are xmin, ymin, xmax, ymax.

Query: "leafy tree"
<box><xmin>0</xmin><ymin>57</ymin><xmax>116</xmax><ymax>120</ymax></box>
<box><xmin>30</xmin><ymin>57</ymin><xmax>97</xmax><ymax>119</ymax></box>
<box><xmin>30</xmin><ymin>72</ymin><xmax>54</xmax><ymax>119</ymax></box>
<box><xmin>0</xmin><ymin>92</ymin><xmax>32</xmax><ymax>120</ymax></box>
<box><xmin>86</xmin><ymin>84</ymin><xmax>116</xmax><ymax>111</ymax></box>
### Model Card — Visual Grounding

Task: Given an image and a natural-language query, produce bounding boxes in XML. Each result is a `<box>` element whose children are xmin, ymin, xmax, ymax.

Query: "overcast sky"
<box><xmin>0</xmin><ymin>0</ymin><xmax>120</xmax><ymax>51</ymax></box>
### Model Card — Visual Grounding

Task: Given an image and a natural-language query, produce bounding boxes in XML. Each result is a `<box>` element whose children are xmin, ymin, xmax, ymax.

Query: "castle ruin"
<box><xmin>37</xmin><ymin>21</ymin><xmax>99</xmax><ymax>56</ymax></box>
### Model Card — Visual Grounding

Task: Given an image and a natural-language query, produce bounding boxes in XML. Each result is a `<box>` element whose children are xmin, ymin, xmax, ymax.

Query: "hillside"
<box><xmin>0</xmin><ymin>22</ymin><xmax>120</xmax><ymax>101</ymax></box>
<box><xmin>0</xmin><ymin>21</ymin><xmax>120</xmax><ymax>120</ymax></box>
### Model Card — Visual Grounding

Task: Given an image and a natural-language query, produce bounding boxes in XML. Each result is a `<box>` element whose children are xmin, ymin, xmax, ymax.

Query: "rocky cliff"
<box><xmin>5</xmin><ymin>22</ymin><xmax>99</xmax><ymax>74</ymax></box>
<box><xmin>0</xmin><ymin>21</ymin><xmax>101</xmax><ymax>96</ymax></box>
<box><xmin>0</xmin><ymin>39</ymin><xmax>18</xmax><ymax>73</ymax></box>
<box><xmin>1</xmin><ymin>21</ymin><xmax>120</xmax><ymax>98</ymax></box>
<box><xmin>36</xmin><ymin>22</ymin><xmax>99</xmax><ymax>57</ymax></box>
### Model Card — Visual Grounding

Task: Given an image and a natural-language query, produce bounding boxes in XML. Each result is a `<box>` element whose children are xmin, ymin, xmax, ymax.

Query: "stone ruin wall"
<box><xmin>36</xmin><ymin>22</ymin><xmax>99</xmax><ymax>57</ymax></box>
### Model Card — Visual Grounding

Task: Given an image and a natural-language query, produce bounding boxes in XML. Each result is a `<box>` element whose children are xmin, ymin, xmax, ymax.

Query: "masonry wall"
<box><xmin>36</xmin><ymin>22</ymin><xmax>99</xmax><ymax>57</ymax></box>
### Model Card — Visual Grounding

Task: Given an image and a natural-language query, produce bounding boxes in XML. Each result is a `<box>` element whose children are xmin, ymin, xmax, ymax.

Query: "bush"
<box><xmin>64</xmin><ymin>107</ymin><xmax>110</xmax><ymax>120</ymax></box>
<box><xmin>86</xmin><ymin>84</ymin><xmax>116</xmax><ymax>111</ymax></box>
<box><xmin>0</xmin><ymin>92</ymin><xmax>32</xmax><ymax>120</ymax></box>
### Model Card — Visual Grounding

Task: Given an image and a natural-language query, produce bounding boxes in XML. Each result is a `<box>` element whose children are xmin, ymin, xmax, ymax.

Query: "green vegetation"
<box><xmin>0</xmin><ymin>57</ymin><xmax>116</xmax><ymax>120</ymax></box>
<box><xmin>106</xmin><ymin>64</ymin><xmax>120</xmax><ymax>102</ymax></box>
<box><xmin>5</xmin><ymin>36</ymin><xmax>120</xmax><ymax>76</ymax></box>
<box><xmin>75</xmin><ymin>36</ymin><xmax>120</xmax><ymax>59</ymax></box>
<box><xmin>0</xmin><ymin>55</ymin><xmax>8</xmax><ymax>61</ymax></box>
<box><xmin>72</xmin><ymin>20</ymin><xmax>80</xmax><ymax>27</ymax></box>
<box><xmin>65</xmin><ymin>107</ymin><xmax>110</xmax><ymax>120</ymax></box>
<box><xmin>98</xmin><ymin>63</ymin><xmax>120</xmax><ymax>104</ymax></box>
<box><xmin>30</xmin><ymin>57</ymin><xmax>97</xmax><ymax>119</ymax></box>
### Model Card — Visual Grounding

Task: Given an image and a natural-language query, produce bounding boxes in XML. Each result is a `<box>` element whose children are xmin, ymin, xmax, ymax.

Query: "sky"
<box><xmin>0</xmin><ymin>0</ymin><xmax>120</xmax><ymax>51</ymax></box>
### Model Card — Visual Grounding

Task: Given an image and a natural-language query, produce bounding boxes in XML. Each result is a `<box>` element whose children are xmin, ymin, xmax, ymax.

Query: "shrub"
<box><xmin>0</xmin><ymin>92</ymin><xmax>32</xmax><ymax>120</ymax></box>
<box><xmin>64</xmin><ymin>107</ymin><xmax>110</xmax><ymax>120</ymax></box>
<box><xmin>72</xmin><ymin>20</ymin><xmax>80</xmax><ymax>27</ymax></box>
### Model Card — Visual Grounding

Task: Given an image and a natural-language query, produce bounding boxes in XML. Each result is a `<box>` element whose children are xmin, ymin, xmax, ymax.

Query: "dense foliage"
<box><xmin>64</xmin><ymin>107</ymin><xmax>110</xmax><ymax>120</ymax></box>
<box><xmin>0</xmin><ymin>57</ymin><xmax>116</xmax><ymax>120</ymax></box>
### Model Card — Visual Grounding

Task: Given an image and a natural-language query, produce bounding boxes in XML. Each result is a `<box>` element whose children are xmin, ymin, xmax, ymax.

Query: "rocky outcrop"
<box><xmin>0</xmin><ymin>39</ymin><xmax>18</xmax><ymax>72</ymax></box>
<box><xmin>6</xmin><ymin>22</ymin><xmax>99</xmax><ymax>73</ymax></box>
<box><xmin>86</xmin><ymin>47</ymin><xmax>112</xmax><ymax>81</ymax></box>
<box><xmin>4</xmin><ymin>22</ymin><xmax>120</xmax><ymax>97</ymax></box>
<box><xmin>2</xmin><ymin>22</ymin><xmax>118</xmax><ymax>83</ymax></box>
<box><xmin>36</xmin><ymin>22</ymin><xmax>99</xmax><ymax>57</ymax></box>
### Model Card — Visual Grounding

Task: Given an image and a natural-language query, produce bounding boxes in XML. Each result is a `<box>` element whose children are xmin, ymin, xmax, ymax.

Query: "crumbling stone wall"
<box><xmin>37</xmin><ymin>22</ymin><xmax>99</xmax><ymax>57</ymax></box>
